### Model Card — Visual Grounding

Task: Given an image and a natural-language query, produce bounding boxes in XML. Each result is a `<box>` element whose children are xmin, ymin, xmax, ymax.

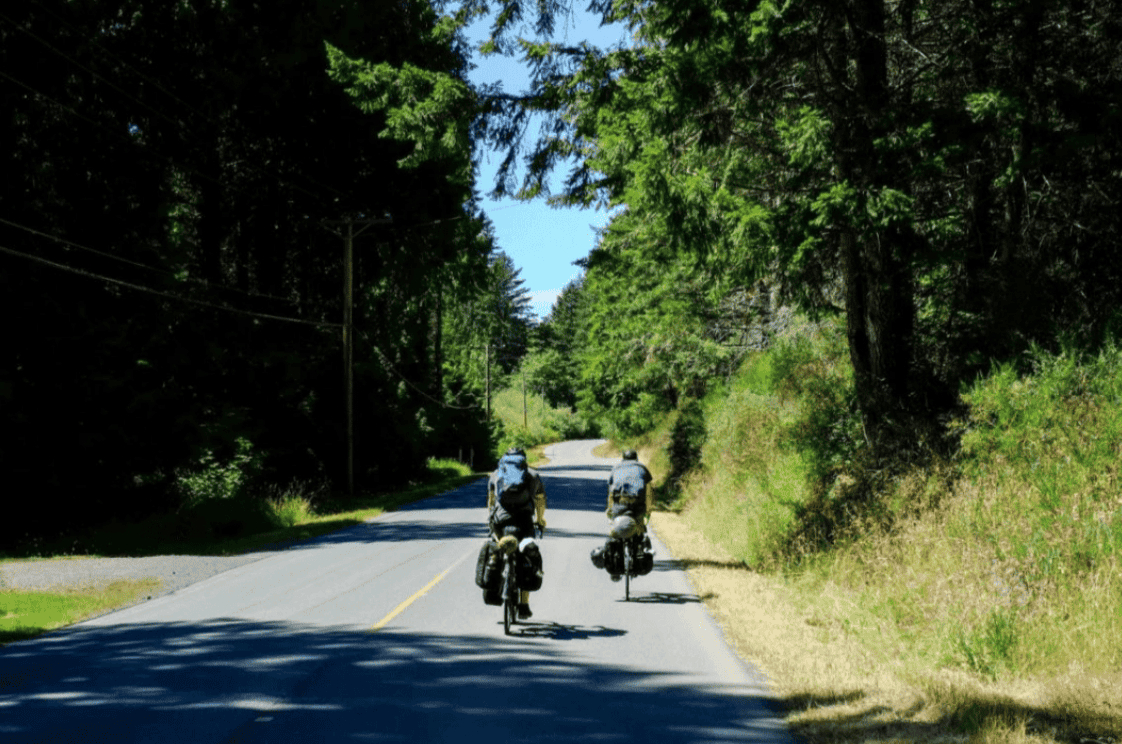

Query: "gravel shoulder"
<box><xmin>0</xmin><ymin>552</ymin><xmax>284</xmax><ymax>599</ymax></box>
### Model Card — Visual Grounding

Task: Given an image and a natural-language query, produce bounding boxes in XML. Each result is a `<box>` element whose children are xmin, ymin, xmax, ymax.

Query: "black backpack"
<box><xmin>494</xmin><ymin>453</ymin><xmax>533</xmax><ymax>510</ymax></box>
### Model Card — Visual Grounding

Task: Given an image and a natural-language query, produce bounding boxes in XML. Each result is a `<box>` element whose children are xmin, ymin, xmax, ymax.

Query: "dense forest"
<box><xmin>0</xmin><ymin>0</ymin><xmax>539</xmax><ymax>545</ymax></box>
<box><xmin>4</xmin><ymin>0</ymin><xmax>1122</xmax><ymax>547</ymax></box>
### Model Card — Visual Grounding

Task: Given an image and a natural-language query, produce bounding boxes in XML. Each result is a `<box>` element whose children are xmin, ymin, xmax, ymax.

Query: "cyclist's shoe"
<box><xmin>517</xmin><ymin>603</ymin><xmax>533</xmax><ymax>619</ymax></box>
<box><xmin>610</xmin><ymin>574</ymin><xmax>621</xmax><ymax>582</ymax></box>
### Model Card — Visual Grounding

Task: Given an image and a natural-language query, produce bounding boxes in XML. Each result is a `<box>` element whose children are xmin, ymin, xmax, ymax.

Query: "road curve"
<box><xmin>0</xmin><ymin>439</ymin><xmax>793</xmax><ymax>744</ymax></box>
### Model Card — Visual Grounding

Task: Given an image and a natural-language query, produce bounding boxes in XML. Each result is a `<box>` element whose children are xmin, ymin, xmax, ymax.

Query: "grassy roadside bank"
<box><xmin>0</xmin><ymin>462</ymin><xmax>485</xmax><ymax>646</ymax></box>
<box><xmin>631</xmin><ymin>321</ymin><xmax>1122</xmax><ymax>744</ymax></box>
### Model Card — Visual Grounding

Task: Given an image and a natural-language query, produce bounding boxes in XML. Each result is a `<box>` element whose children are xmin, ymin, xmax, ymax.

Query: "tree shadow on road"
<box><xmin>0</xmin><ymin>618</ymin><xmax>793</xmax><ymax>743</ymax></box>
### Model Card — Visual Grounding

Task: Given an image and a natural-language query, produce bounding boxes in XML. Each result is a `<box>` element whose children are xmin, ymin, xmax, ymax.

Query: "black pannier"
<box><xmin>635</xmin><ymin>535</ymin><xmax>655</xmax><ymax>575</ymax></box>
<box><xmin>474</xmin><ymin>540</ymin><xmax>492</xmax><ymax>588</ymax></box>
<box><xmin>603</xmin><ymin>539</ymin><xmax>624</xmax><ymax>576</ymax></box>
<box><xmin>517</xmin><ymin>539</ymin><xmax>544</xmax><ymax>591</ymax></box>
<box><xmin>476</xmin><ymin>540</ymin><xmax>503</xmax><ymax>605</ymax></box>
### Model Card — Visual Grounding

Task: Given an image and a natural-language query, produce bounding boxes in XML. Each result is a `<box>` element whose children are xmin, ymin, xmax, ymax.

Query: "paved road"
<box><xmin>0</xmin><ymin>440</ymin><xmax>793</xmax><ymax>743</ymax></box>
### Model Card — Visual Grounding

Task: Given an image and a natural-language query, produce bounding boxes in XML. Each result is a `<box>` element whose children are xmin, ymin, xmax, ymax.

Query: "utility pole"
<box><xmin>522</xmin><ymin>370</ymin><xmax>528</xmax><ymax>429</ymax></box>
<box><xmin>330</xmin><ymin>214</ymin><xmax>392</xmax><ymax>499</ymax></box>
<box><xmin>485</xmin><ymin>339</ymin><xmax>491</xmax><ymax>424</ymax></box>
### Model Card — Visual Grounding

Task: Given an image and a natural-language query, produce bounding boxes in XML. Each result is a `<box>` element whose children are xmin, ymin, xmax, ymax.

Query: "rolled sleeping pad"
<box><xmin>609</xmin><ymin>515</ymin><xmax>641</xmax><ymax>540</ymax></box>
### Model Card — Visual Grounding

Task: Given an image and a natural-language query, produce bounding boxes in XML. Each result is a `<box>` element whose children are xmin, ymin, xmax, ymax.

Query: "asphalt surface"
<box><xmin>0</xmin><ymin>439</ymin><xmax>794</xmax><ymax>744</ymax></box>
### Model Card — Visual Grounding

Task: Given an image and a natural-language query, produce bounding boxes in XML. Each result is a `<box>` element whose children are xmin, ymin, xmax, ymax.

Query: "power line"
<box><xmin>0</xmin><ymin>68</ymin><xmax>245</xmax><ymax>201</ymax></box>
<box><xmin>0</xmin><ymin>69</ymin><xmax>114</xmax><ymax>134</ymax></box>
<box><xmin>0</xmin><ymin>243</ymin><xmax>341</xmax><ymax>329</ymax></box>
<box><xmin>0</xmin><ymin>10</ymin><xmax>184</xmax><ymax>132</ymax></box>
<box><xmin>0</xmin><ymin>216</ymin><xmax>297</xmax><ymax>305</ymax></box>
<box><xmin>359</xmin><ymin>329</ymin><xmax>479</xmax><ymax>410</ymax></box>
<box><xmin>10</xmin><ymin>0</ymin><xmax>213</xmax><ymax>129</ymax></box>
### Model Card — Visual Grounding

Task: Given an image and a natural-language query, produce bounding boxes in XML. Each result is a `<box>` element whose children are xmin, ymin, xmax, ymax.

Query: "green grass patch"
<box><xmin>0</xmin><ymin>579</ymin><xmax>161</xmax><ymax>645</ymax></box>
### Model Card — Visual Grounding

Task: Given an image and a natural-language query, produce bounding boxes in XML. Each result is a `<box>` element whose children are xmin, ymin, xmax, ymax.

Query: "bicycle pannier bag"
<box><xmin>480</xmin><ymin>541</ymin><xmax>503</xmax><ymax>605</ymax></box>
<box><xmin>636</xmin><ymin>535</ymin><xmax>655</xmax><ymax>575</ymax></box>
<box><xmin>475</xmin><ymin>540</ymin><xmax>493</xmax><ymax>588</ymax></box>
<box><xmin>516</xmin><ymin>538</ymin><xmax>544</xmax><ymax>591</ymax></box>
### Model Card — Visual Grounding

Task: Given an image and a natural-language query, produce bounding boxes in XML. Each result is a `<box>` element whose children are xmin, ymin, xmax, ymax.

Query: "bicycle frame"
<box><xmin>623</xmin><ymin>538</ymin><xmax>633</xmax><ymax>601</ymax></box>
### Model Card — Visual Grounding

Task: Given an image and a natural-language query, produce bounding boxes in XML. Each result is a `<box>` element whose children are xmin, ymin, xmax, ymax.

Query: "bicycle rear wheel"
<box><xmin>503</xmin><ymin>558</ymin><xmax>516</xmax><ymax>635</ymax></box>
<box><xmin>623</xmin><ymin>543</ymin><xmax>632</xmax><ymax>601</ymax></box>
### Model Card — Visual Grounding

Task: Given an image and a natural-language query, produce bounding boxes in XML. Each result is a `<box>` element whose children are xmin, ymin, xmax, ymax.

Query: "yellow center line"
<box><xmin>368</xmin><ymin>550</ymin><xmax>472</xmax><ymax>632</ymax></box>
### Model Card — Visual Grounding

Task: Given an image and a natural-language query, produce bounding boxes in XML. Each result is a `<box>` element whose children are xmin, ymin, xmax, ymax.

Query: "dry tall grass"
<box><xmin>652</xmin><ymin>510</ymin><xmax>1121</xmax><ymax>744</ymax></box>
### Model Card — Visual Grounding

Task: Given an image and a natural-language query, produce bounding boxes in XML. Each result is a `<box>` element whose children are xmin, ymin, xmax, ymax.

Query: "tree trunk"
<box><xmin>836</xmin><ymin>0</ymin><xmax>918</xmax><ymax>439</ymax></box>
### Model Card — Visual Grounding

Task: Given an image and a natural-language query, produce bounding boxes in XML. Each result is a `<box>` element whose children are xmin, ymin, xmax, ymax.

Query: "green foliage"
<box><xmin>421</xmin><ymin>457</ymin><xmax>474</xmax><ymax>481</ymax></box>
<box><xmin>664</xmin><ymin>399</ymin><xmax>706</xmax><ymax>498</ymax></box>
<box><xmin>573</xmin><ymin>213</ymin><xmax>740</xmax><ymax>437</ymax></box>
<box><xmin>521</xmin><ymin>348</ymin><xmax>573</xmax><ymax>409</ymax></box>
<box><xmin>490</xmin><ymin>382</ymin><xmax>597</xmax><ymax>456</ymax></box>
<box><xmin>441</xmin><ymin>249</ymin><xmax>536</xmax><ymax>400</ymax></box>
<box><xmin>326</xmin><ymin>43</ymin><xmax>474</xmax><ymax>180</ymax></box>
<box><xmin>260</xmin><ymin>480</ymin><xmax>324</xmax><ymax>529</ymax></box>
<box><xmin>175</xmin><ymin>437</ymin><xmax>262</xmax><ymax>506</ymax></box>
<box><xmin>771</xmin><ymin>328</ymin><xmax>862</xmax><ymax>484</ymax></box>
<box><xmin>953</xmin><ymin>343</ymin><xmax>1122</xmax><ymax>595</ymax></box>
<box><xmin>959</xmin><ymin>343</ymin><xmax>1122</xmax><ymax>499</ymax></box>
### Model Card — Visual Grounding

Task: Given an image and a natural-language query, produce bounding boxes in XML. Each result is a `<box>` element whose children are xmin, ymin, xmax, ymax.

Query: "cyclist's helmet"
<box><xmin>505</xmin><ymin>446</ymin><xmax>526</xmax><ymax>458</ymax></box>
<box><xmin>622</xmin><ymin>449</ymin><xmax>638</xmax><ymax>461</ymax></box>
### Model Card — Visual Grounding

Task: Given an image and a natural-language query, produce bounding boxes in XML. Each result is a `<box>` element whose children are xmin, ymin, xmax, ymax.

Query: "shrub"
<box><xmin>175</xmin><ymin>437</ymin><xmax>262</xmax><ymax>506</ymax></box>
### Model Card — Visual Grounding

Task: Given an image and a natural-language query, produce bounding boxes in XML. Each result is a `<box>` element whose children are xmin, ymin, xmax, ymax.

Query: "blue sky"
<box><xmin>463</xmin><ymin>7</ymin><xmax>630</xmax><ymax>321</ymax></box>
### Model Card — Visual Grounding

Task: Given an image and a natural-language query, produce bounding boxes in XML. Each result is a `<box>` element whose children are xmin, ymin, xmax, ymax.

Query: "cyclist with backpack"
<box><xmin>487</xmin><ymin>447</ymin><xmax>547</xmax><ymax>618</ymax></box>
<box><xmin>595</xmin><ymin>449</ymin><xmax>654</xmax><ymax>582</ymax></box>
<box><xmin>607</xmin><ymin>449</ymin><xmax>653</xmax><ymax>525</ymax></box>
